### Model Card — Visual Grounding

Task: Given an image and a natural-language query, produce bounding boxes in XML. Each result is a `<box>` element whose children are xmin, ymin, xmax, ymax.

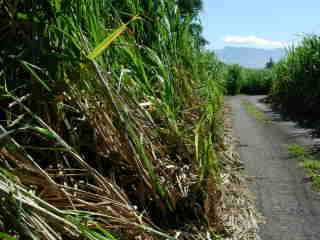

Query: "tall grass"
<box><xmin>241</xmin><ymin>68</ymin><xmax>274</xmax><ymax>95</ymax></box>
<box><xmin>270</xmin><ymin>35</ymin><xmax>320</xmax><ymax>119</ymax></box>
<box><xmin>224</xmin><ymin>65</ymin><xmax>274</xmax><ymax>96</ymax></box>
<box><xmin>225</xmin><ymin>64</ymin><xmax>242</xmax><ymax>95</ymax></box>
<box><xmin>0</xmin><ymin>0</ymin><xmax>225</xmax><ymax>239</ymax></box>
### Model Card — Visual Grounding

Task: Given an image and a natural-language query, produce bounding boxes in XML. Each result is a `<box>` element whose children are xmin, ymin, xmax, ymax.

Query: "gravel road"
<box><xmin>229</xmin><ymin>95</ymin><xmax>320</xmax><ymax>240</ymax></box>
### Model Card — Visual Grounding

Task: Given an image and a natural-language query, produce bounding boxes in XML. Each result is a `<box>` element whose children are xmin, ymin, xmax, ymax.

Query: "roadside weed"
<box><xmin>288</xmin><ymin>144</ymin><xmax>320</xmax><ymax>190</ymax></box>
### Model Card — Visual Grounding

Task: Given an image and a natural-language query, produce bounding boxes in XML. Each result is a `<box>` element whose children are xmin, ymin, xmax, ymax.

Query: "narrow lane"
<box><xmin>229</xmin><ymin>95</ymin><xmax>320</xmax><ymax>240</ymax></box>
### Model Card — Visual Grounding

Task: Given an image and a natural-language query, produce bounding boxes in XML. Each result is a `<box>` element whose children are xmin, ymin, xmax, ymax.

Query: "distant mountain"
<box><xmin>215</xmin><ymin>46</ymin><xmax>286</xmax><ymax>69</ymax></box>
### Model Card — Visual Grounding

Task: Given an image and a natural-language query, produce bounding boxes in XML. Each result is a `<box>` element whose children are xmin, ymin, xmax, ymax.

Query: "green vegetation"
<box><xmin>242</xmin><ymin>100</ymin><xmax>271</xmax><ymax>123</ymax></box>
<box><xmin>225</xmin><ymin>64</ymin><xmax>242</xmax><ymax>95</ymax></box>
<box><xmin>288</xmin><ymin>144</ymin><xmax>309</xmax><ymax>159</ymax></box>
<box><xmin>0</xmin><ymin>0</ymin><xmax>229</xmax><ymax>239</ymax></box>
<box><xmin>241</xmin><ymin>68</ymin><xmax>274</xmax><ymax>95</ymax></box>
<box><xmin>270</xmin><ymin>35</ymin><xmax>320</xmax><ymax>120</ymax></box>
<box><xmin>288</xmin><ymin>144</ymin><xmax>320</xmax><ymax>190</ymax></box>
<box><xmin>0</xmin><ymin>232</ymin><xmax>16</xmax><ymax>240</ymax></box>
<box><xmin>224</xmin><ymin>64</ymin><xmax>274</xmax><ymax>96</ymax></box>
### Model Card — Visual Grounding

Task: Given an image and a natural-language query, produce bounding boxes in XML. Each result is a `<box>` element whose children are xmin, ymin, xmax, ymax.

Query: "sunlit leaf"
<box><xmin>88</xmin><ymin>16</ymin><xmax>140</xmax><ymax>60</ymax></box>
<box><xmin>31</xmin><ymin>126</ymin><xmax>56</xmax><ymax>141</ymax></box>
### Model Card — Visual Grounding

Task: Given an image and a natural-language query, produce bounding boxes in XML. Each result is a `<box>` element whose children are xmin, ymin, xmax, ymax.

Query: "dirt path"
<box><xmin>229</xmin><ymin>95</ymin><xmax>320</xmax><ymax>240</ymax></box>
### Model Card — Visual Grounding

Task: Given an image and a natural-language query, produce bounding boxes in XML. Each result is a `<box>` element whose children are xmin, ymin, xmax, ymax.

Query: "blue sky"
<box><xmin>200</xmin><ymin>0</ymin><xmax>320</xmax><ymax>49</ymax></box>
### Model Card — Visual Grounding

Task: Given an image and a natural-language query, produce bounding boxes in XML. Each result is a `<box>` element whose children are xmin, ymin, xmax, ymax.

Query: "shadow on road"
<box><xmin>255</xmin><ymin>96</ymin><xmax>320</xmax><ymax>155</ymax></box>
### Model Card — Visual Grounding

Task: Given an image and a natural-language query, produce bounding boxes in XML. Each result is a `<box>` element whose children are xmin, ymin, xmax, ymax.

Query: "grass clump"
<box><xmin>288</xmin><ymin>144</ymin><xmax>320</xmax><ymax>190</ymax></box>
<box><xmin>288</xmin><ymin>144</ymin><xmax>309</xmax><ymax>159</ymax></box>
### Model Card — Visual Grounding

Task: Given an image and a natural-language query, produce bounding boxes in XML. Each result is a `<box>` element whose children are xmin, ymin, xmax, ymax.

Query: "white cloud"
<box><xmin>223</xmin><ymin>35</ymin><xmax>286</xmax><ymax>48</ymax></box>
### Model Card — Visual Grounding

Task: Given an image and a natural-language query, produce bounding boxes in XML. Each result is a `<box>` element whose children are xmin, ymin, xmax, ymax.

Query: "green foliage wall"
<box><xmin>270</xmin><ymin>35</ymin><xmax>320</xmax><ymax>118</ymax></box>
<box><xmin>226</xmin><ymin>64</ymin><xmax>242</xmax><ymax>95</ymax></box>
<box><xmin>241</xmin><ymin>68</ymin><xmax>274</xmax><ymax>94</ymax></box>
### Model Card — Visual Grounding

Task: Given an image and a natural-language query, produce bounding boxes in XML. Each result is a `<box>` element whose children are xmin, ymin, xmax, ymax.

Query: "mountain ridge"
<box><xmin>215</xmin><ymin>46</ymin><xmax>286</xmax><ymax>68</ymax></box>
